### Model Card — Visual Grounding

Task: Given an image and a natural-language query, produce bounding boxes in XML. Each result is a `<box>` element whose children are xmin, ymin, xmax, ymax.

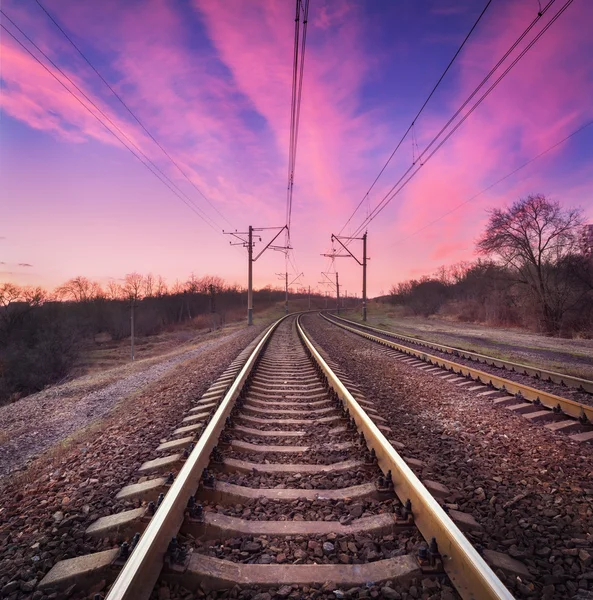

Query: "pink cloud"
<box><xmin>384</xmin><ymin>0</ymin><xmax>593</xmax><ymax>286</ymax></box>
<box><xmin>1</xmin><ymin>0</ymin><xmax>592</xmax><ymax>296</ymax></box>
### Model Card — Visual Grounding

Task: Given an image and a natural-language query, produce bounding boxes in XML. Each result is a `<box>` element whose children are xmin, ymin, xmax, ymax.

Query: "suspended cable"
<box><xmin>285</xmin><ymin>0</ymin><xmax>310</xmax><ymax>247</ymax></box>
<box><xmin>348</xmin><ymin>0</ymin><xmax>573</xmax><ymax>240</ymax></box>
<box><xmin>34</xmin><ymin>0</ymin><xmax>234</xmax><ymax>229</ymax></box>
<box><xmin>1</xmin><ymin>18</ymin><xmax>224</xmax><ymax>235</ymax></box>
<box><xmin>392</xmin><ymin>118</ymin><xmax>593</xmax><ymax>246</ymax></box>
<box><xmin>338</xmin><ymin>0</ymin><xmax>493</xmax><ymax>236</ymax></box>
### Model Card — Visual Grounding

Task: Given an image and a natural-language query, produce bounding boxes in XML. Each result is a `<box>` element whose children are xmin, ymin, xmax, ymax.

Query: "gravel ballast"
<box><xmin>303</xmin><ymin>313</ymin><xmax>593</xmax><ymax>600</ymax></box>
<box><xmin>0</xmin><ymin>321</ymin><xmax>269</xmax><ymax>600</ymax></box>
<box><xmin>330</xmin><ymin>315</ymin><xmax>593</xmax><ymax>407</ymax></box>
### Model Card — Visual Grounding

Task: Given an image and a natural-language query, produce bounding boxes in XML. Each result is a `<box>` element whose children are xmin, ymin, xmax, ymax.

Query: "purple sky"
<box><xmin>2</xmin><ymin>0</ymin><xmax>592</xmax><ymax>296</ymax></box>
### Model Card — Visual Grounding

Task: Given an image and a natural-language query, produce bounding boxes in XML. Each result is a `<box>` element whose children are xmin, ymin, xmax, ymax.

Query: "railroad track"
<box><xmin>323</xmin><ymin>313</ymin><xmax>593</xmax><ymax>444</ymax></box>
<box><xmin>37</xmin><ymin>314</ymin><xmax>514</xmax><ymax>600</ymax></box>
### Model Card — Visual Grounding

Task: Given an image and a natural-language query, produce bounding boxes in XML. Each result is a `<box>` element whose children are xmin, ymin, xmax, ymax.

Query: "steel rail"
<box><xmin>322</xmin><ymin>313</ymin><xmax>593</xmax><ymax>424</ymax></box>
<box><xmin>296</xmin><ymin>315</ymin><xmax>513</xmax><ymax>600</ymax></box>
<box><xmin>329</xmin><ymin>312</ymin><xmax>593</xmax><ymax>394</ymax></box>
<box><xmin>105</xmin><ymin>315</ymin><xmax>289</xmax><ymax>600</ymax></box>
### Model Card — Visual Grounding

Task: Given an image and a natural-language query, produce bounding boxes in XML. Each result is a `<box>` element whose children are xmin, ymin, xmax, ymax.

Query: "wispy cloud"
<box><xmin>0</xmin><ymin>0</ymin><xmax>591</xmax><ymax>294</ymax></box>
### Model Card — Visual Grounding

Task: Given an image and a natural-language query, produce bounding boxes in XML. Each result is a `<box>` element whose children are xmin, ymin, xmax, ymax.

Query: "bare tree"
<box><xmin>185</xmin><ymin>273</ymin><xmax>201</xmax><ymax>294</ymax></box>
<box><xmin>170</xmin><ymin>279</ymin><xmax>185</xmax><ymax>295</ymax></box>
<box><xmin>122</xmin><ymin>273</ymin><xmax>144</xmax><ymax>303</ymax></box>
<box><xmin>197</xmin><ymin>274</ymin><xmax>226</xmax><ymax>293</ymax></box>
<box><xmin>155</xmin><ymin>275</ymin><xmax>168</xmax><ymax>297</ymax></box>
<box><xmin>143</xmin><ymin>273</ymin><xmax>155</xmax><ymax>298</ymax></box>
<box><xmin>0</xmin><ymin>283</ymin><xmax>22</xmax><ymax>309</ymax></box>
<box><xmin>105</xmin><ymin>280</ymin><xmax>123</xmax><ymax>300</ymax></box>
<box><xmin>477</xmin><ymin>194</ymin><xmax>583</xmax><ymax>333</ymax></box>
<box><xmin>56</xmin><ymin>276</ymin><xmax>103</xmax><ymax>302</ymax></box>
<box><xmin>123</xmin><ymin>273</ymin><xmax>145</xmax><ymax>360</ymax></box>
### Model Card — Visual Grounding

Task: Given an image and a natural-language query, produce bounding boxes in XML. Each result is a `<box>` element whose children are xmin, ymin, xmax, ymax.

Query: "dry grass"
<box><xmin>72</xmin><ymin>304</ymin><xmax>285</xmax><ymax>381</ymax></box>
<box><xmin>343</xmin><ymin>302</ymin><xmax>593</xmax><ymax>380</ymax></box>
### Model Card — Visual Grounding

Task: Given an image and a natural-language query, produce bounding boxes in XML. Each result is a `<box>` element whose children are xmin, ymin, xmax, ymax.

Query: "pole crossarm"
<box><xmin>223</xmin><ymin>230</ymin><xmax>254</xmax><ymax>246</ymax></box>
<box><xmin>289</xmin><ymin>272</ymin><xmax>304</xmax><ymax>287</ymax></box>
<box><xmin>253</xmin><ymin>225</ymin><xmax>288</xmax><ymax>262</ymax></box>
<box><xmin>225</xmin><ymin>225</ymin><xmax>289</xmax><ymax>326</ymax></box>
<box><xmin>320</xmin><ymin>272</ymin><xmax>337</xmax><ymax>290</ymax></box>
<box><xmin>331</xmin><ymin>234</ymin><xmax>364</xmax><ymax>265</ymax></box>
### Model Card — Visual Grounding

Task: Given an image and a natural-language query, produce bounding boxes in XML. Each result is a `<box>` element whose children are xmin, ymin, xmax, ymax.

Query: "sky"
<box><xmin>1</xmin><ymin>0</ymin><xmax>592</xmax><ymax>297</ymax></box>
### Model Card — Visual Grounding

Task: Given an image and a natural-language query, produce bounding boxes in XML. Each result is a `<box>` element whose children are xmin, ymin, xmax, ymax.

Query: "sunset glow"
<box><xmin>2</xmin><ymin>0</ymin><xmax>592</xmax><ymax>296</ymax></box>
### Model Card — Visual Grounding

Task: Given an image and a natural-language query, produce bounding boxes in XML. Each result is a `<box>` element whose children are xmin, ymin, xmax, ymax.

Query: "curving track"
<box><xmin>38</xmin><ymin>315</ymin><xmax>513</xmax><ymax>600</ymax></box>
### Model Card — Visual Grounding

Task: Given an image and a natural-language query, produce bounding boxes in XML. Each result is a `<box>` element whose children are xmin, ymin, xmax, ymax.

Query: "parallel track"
<box><xmin>328</xmin><ymin>314</ymin><xmax>593</xmax><ymax>394</ymax></box>
<box><xmin>39</xmin><ymin>314</ymin><xmax>513</xmax><ymax>599</ymax></box>
<box><xmin>323</xmin><ymin>313</ymin><xmax>593</xmax><ymax>441</ymax></box>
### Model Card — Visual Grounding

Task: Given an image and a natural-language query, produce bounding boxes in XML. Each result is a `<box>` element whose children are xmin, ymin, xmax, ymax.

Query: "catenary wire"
<box><xmin>1</xmin><ymin>20</ymin><xmax>225</xmax><ymax>236</ymax></box>
<box><xmin>338</xmin><ymin>0</ymin><xmax>493</xmax><ymax>236</ymax></box>
<box><xmin>392</xmin><ymin>118</ymin><xmax>593</xmax><ymax>246</ymax></box>
<box><xmin>1</xmin><ymin>10</ymin><xmax>224</xmax><ymax>233</ymax></box>
<box><xmin>33</xmin><ymin>0</ymin><xmax>234</xmax><ymax>229</ymax></box>
<box><xmin>285</xmin><ymin>0</ymin><xmax>310</xmax><ymax>247</ymax></box>
<box><xmin>348</xmin><ymin>0</ymin><xmax>572</xmax><ymax>239</ymax></box>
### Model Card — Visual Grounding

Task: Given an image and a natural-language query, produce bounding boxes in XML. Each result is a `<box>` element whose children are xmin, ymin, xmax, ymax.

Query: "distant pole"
<box><xmin>209</xmin><ymin>284</ymin><xmax>215</xmax><ymax>313</ymax></box>
<box><xmin>325</xmin><ymin>292</ymin><xmax>328</xmax><ymax>309</ymax></box>
<box><xmin>130</xmin><ymin>300</ymin><xmax>135</xmax><ymax>361</ymax></box>
<box><xmin>362</xmin><ymin>231</ymin><xmax>367</xmax><ymax>321</ymax></box>
<box><xmin>225</xmin><ymin>224</ymin><xmax>287</xmax><ymax>326</ymax></box>
<box><xmin>285</xmin><ymin>271</ymin><xmax>288</xmax><ymax>314</ymax></box>
<box><xmin>248</xmin><ymin>225</ymin><xmax>253</xmax><ymax>326</ymax></box>
<box><xmin>308</xmin><ymin>285</ymin><xmax>311</xmax><ymax>310</ymax></box>
<box><xmin>336</xmin><ymin>272</ymin><xmax>340</xmax><ymax>315</ymax></box>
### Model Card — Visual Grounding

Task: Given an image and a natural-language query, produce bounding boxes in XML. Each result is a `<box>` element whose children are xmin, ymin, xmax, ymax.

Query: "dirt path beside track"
<box><xmin>0</xmin><ymin>323</ymin><xmax>266</xmax><ymax>479</ymax></box>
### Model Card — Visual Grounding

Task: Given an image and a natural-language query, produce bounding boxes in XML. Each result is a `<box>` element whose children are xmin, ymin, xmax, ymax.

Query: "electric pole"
<box><xmin>130</xmin><ymin>300</ymin><xmax>135</xmax><ymax>360</ymax></box>
<box><xmin>225</xmin><ymin>225</ymin><xmax>288</xmax><ymax>326</ymax></box>
<box><xmin>327</xmin><ymin>232</ymin><xmax>369</xmax><ymax>321</ymax></box>
<box><xmin>248</xmin><ymin>225</ymin><xmax>253</xmax><ymax>325</ymax></box>
<box><xmin>209</xmin><ymin>284</ymin><xmax>216</xmax><ymax>313</ymax></box>
<box><xmin>308</xmin><ymin>285</ymin><xmax>311</xmax><ymax>310</ymax></box>
<box><xmin>319</xmin><ymin>271</ymin><xmax>338</xmax><ymax>314</ymax></box>
<box><xmin>362</xmin><ymin>232</ymin><xmax>367</xmax><ymax>321</ymax></box>
<box><xmin>277</xmin><ymin>270</ymin><xmax>304</xmax><ymax>314</ymax></box>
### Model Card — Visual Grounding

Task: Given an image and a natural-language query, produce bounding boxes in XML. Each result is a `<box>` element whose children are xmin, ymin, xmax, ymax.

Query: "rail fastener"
<box><xmin>322</xmin><ymin>313</ymin><xmax>593</xmax><ymax>425</ymax></box>
<box><xmin>297</xmin><ymin>315</ymin><xmax>513</xmax><ymax>600</ymax></box>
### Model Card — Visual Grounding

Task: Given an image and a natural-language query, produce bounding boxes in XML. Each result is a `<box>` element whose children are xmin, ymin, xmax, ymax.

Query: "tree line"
<box><xmin>0</xmin><ymin>273</ymin><xmax>303</xmax><ymax>404</ymax></box>
<box><xmin>388</xmin><ymin>195</ymin><xmax>592</xmax><ymax>336</ymax></box>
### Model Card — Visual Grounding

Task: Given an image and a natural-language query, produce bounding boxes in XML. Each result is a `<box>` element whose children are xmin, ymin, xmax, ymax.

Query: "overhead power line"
<box><xmin>285</xmin><ymin>0</ymin><xmax>310</xmax><ymax>244</ymax></box>
<box><xmin>283</xmin><ymin>0</ymin><xmax>310</xmax><ymax>294</ymax></box>
<box><xmin>34</xmin><ymin>0</ymin><xmax>233</xmax><ymax>229</ymax></box>
<box><xmin>391</xmin><ymin>118</ymin><xmax>593</xmax><ymax>246</ymax></box>
<box><xmin>1</xmin><ymin>14</ymin><xmax>225</xmax><ymax>235</ymax></box>
<box><xmin>348</xmin><ymin>0</ymin><xmax>574</xmax><ymax>240</ymax></box>
<box><xmin>339</xmin><ymin>0</ymin><xmax>493</xmax><ymax>236</ymax></box>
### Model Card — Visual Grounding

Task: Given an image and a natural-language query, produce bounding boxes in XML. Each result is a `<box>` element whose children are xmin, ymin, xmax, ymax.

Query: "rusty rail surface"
<box><xmin>322</xmin><ymin>313</ymin><xmax>593</xmax><ymax>424</ymax></box>
<box><xmin>104</xmin><ymin>315</ymin><xmax>289</xmax><ymax>600</ymax></box>
<box><xmin>330</xmin><ymin>312</ymin><xmax>593</xmax><ymax>394</ymax></box>
<box><xmin>297</xmin><ymin>315</ymin><xmax>512</xmax><ymax>600</ymax></box>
